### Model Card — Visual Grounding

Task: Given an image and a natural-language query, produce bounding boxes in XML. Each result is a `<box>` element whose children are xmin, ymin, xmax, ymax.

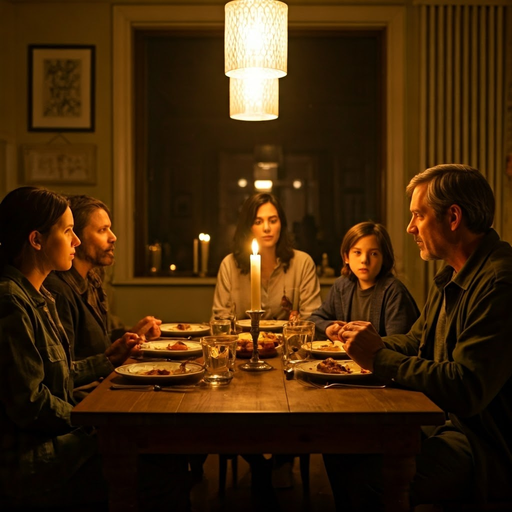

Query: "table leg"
<box><xmin>382</xmin><ymin>454</ymin><xmax>416</xmax><ymax>512</ymax></box>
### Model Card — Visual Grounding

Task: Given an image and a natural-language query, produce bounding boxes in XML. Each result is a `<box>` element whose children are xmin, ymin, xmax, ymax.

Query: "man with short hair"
<box><xmin>45</xmin><ymin>195</ymin><xmax>161</xmax><ymax>394</ymax></box>
<box><xmin>325</xmin><ymin>164</ymin><xmax>512</xmax><ymax>509</ymax></box>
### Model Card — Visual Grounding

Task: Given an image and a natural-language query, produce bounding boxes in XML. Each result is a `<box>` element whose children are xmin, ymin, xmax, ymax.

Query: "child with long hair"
<box><xmin>310</xmin><ymin>221</ymin><xmax>419</xmax><ymax>340</ymax></box>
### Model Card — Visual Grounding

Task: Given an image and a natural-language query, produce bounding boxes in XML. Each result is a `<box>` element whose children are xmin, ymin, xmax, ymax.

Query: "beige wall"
<box><xmin>1</xmin><ymin>0</ymin><xmax>510</xmax><ymax>325</ymax></box>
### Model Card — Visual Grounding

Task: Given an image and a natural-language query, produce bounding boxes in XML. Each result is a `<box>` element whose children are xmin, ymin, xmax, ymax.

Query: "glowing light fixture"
<box><xmin>230</xmin><ymin>77</ymin><xmax>278</xmax><ymax>121</ymax></box>
<box><xmin>225</xmin><ymin>0</ymin><xmax>288</xmax><ymax>79</ymax></box>
<box><xmin>254</xmin><ymin>179</ymin><xmax>273</xmax><ymax>191</ymax></box>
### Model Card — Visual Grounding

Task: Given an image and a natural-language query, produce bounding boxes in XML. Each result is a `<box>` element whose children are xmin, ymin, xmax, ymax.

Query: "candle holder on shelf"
<box><xmin>239</xmin><ymin>309</ymin><xmax>273</xmax><ymax>372</ymax></box>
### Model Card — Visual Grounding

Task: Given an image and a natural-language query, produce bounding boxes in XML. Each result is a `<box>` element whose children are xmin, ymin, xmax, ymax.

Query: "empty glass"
<box><xmin>210</xmin><ymin>319</ymin><xmax>231</xmax><ymax>335</ymax></box>
<box><xmin>282</xmin><ymin>320</ymin><xmax>315</xmax><ymax>371</ymax></box>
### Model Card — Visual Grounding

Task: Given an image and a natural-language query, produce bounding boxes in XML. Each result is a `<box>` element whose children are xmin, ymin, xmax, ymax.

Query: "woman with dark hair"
<box><xmin>0</xmin><ymin>187</ymin><xmax>189</xmax><ymax>510</ymax></box>
<box><xmin>213</xmin><ymin>192</ymin><xmax>321</xmax><ymax>321</ymax></box>
<box><xmin>310</xmin><ymin>221</ymin><xmax>419</xmax><ymax>340</ymax></box>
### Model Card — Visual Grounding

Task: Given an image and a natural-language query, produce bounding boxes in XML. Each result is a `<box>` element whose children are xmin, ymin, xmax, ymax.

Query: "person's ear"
<box><xmin>343</xmin><ymin>253</ymin><xmax>349</xmax><ymax>264</ymax></box>
<box><xmin>28</xmin><ymin>230</ymin><xmax>43</xmax><ymax>251</ymax></box>
<box><xmin>448</xmin><ymin>204</ymin><xmax>463</xmax><ymax>231</ymax></box>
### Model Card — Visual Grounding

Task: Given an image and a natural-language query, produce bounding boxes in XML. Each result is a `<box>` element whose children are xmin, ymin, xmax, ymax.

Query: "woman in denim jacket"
<box><xmin>0</xmin><ymin>187</ymin><xmax>189</xmax><ymax>510</ymax></box>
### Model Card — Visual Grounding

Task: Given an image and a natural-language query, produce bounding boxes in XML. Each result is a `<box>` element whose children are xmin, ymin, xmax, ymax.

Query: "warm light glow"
<box><xmin>254</xmin><ymin>179</ymin><xmax>273</xmax><ymax>191</ymax></box>
<box><xmin>230</xmin><ymin>76</ymin><xmax>278</xmax><ymax>121</ymax></box>
<box><xmin>252</xmin><ymin>238</ymin><xmax>259</xmax><ymax>255</ymax></box>
<box><xmin>238</xmin><ymin>178</ymin><xmax>248</xmax><ymax>188</ymax></box>
<box><xmin>225</xmin><ymin>0</ymin><xmax>288</xmax><ymax>79</ymax></box>
<box><xmin>292</xmin><ymin>180</ymin><xmax>303</xmax><ymax>189</ymax></box>
<box><xmin>199</xmin><ymin>233</ymin><xmax>211</xmax><ymax>242</ymax></box>
<box><xmin>169</xmin><ymin>264</ymin><xmax>177</xmax><ymax>271</ymax></box>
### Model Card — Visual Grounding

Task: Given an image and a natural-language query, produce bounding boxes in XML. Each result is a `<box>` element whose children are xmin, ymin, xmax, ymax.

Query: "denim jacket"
<box><xmin>0</xmin><ymin>266</ymin><xmax>97</xmax><ymax>503</ymax></box>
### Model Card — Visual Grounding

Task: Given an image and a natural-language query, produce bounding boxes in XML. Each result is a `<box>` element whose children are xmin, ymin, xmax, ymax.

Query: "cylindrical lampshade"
<box><xmin>225</xmin><ymin>0</ymin><xmax>288</xmax><ymax>79</ymax></box>
<box><xmin>230</xmin><ymin>77</ymin><xmax>279</xmax><ymax>121</ymax></box>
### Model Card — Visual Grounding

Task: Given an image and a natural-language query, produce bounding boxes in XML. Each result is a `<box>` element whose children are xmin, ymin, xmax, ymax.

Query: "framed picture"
<box><xmin>28</xmin><ymin>45</ymin><xmax>95</xmax><ymax>132</ymax></box>
<box><xmin>22</xmin><ymin>144</ymin><xmax>97</xmax><ymax>185</ymax></box>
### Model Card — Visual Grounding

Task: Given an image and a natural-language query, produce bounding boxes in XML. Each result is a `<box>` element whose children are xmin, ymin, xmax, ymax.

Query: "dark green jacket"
<box><xmin>44</xmin><ymin>267</ymin><xmax>116</xmax><ymax>386</ymax></box>
<box><xmin>374</xmin><ymin>229</ymin><xmax>512</xmax><ymax>502</ymax></box>
<box><xmin>0</xmin><ymin>266</ymin><xmax>98</xmax><ymax>503</ymax></box>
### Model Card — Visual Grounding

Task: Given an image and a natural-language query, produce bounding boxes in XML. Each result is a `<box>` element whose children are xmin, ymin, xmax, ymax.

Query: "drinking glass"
<box><xmin>282</xmin><ymin>320</ymin><xmax>315</xmax><ymax>371</ymax></box>
<box><xmin>210</xmin><ymin>319</ymin><xmax>231</xmax><ymax>335</ymax></box>
<box><xmin>201</xmin><ymin>335</ymin><xmax>238</xmax><ymax>385</ymax></box>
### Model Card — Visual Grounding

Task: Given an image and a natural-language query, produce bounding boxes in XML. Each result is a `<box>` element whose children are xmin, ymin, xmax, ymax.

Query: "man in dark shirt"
<box><xmin>325</xmin><ymin>164</ymin><xmax>512</xmax><ymax>510</ymax></box>
<box><xmin>45</xmin><ymin>195</ymin><xmax>162</xmax><ymax>394</ymax></box>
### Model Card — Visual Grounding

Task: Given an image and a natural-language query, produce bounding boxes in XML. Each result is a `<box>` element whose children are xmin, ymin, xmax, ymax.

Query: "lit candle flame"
<box><xmin>199</xmin><ymin>233</ymin><xmax>210</xmax><ymax>242</ymax></box>
<box><xmin>252</xmin><ymin>238</ymin><xmax>259</xmax><ymax>255</ymax></box>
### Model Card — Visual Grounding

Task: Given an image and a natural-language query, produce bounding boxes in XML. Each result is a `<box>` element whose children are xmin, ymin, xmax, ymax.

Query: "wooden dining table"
<box><xmin>71</xmin><ymin>355</ymin><xmax>444</xmax><ymax>512</ymax></box>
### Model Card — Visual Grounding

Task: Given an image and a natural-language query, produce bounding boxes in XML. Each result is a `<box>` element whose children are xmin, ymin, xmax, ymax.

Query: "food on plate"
<box><xmin>317</xmin><ymin>358</ymin><xmax>370</xmax><ymax>375</ymax></box>
<box><xmin>142</xmin><ymin>362</ymin><xmax>189</xmax><ymax>375</ymax></box>
<box><xmin>167</xmin><ymin>341</ymin><xmax>189</xmax><ymax>351</ymax></box>
<box><xmin>237</xmin><ymin>331</ymin><xmax>281</xmax><ymax>353</ymax></box>
<box><xmin>176</xmin><ymin>323</ymin><xmax>191</xmax><ymax>331</ymax></box>
<box><xmin>315</xmin><ymin>344</ymin><xmax>342</xmax><ymax>352</ymax></box>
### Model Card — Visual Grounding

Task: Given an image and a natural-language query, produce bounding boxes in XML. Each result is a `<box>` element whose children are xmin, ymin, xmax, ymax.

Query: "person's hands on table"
<box><xmin>106</xmin><ymin>332</ymin><xmax>142</xmax><ymax>366</ymax></box>
<box><xmin>131</xmin><ymin>316</ymin><xmax>162</xmax><ymax>340</ymax></box>
<box><xmin>325</xmin><ymin>321</ymin><xmax>347</xmax><ymax>341</ymax></box>
<box><xmin>339</xmin><ymin>321</ymin><xmax>385</xmax><ymax>372</ymax></box>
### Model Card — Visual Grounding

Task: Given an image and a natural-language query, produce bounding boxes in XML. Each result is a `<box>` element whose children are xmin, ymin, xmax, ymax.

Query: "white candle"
<box><xmin>199</xmin><ymin>233</ymin><xmax>210</xmax><ymax>276</ymax></box>
<box><xmin>250</xmin><ymin>238</ymin><xmax>261</xmax><ymax>310</ymax></box>
<box><xmin>193</xmin><ymin>238</ymin><xmax>199</xmax><ymax>274</ymax></box>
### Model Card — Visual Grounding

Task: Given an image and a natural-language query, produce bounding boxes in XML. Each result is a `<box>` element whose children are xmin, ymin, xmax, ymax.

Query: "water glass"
<box><xmin>201</xmin><ymin>335</ymin><xmax>238</xmax><ymax>385</ymax></box>
<box><xmin>282</xmin><ymin>320</ymin><xmax>315</xmax><ymax>371</ymax></box>
<box><xmin>210</xmin><ymin>318</ymin><xmax>231</xmax><ymax>335</ymax></box>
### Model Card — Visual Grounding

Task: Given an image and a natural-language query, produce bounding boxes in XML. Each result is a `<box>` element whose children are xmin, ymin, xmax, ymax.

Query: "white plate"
<box><xmin>115</xmin><ymin>362</ymin><xmax>204</xmax><ymax>384</ymax></box>
<box><xmin>140</xmin><ymin>339</ymin><xmax>202</xmax><ymax>358</ymax></box>
<box><xmin>160</xmin><ymin>323</ymin><xmax>210</xmax><ymax>337</ymax></box>
<box><xmin>236</xmin><ymin>319</ymin><xmax>287</xmax><ymax>332</ymax></box>
<box><xmin>302</xmin><ymin>340</ymin><xmax>348</xmax><ymax>359</ymax></box>
<box><xmin>295</xmin><ymin>359</ymin><xmax>372</xmax><ymax>382</ymax></box>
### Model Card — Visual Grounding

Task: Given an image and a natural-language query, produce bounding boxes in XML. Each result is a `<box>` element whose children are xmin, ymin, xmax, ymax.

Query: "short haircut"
<box><xmin>406</xmin><ymin>164</ymin><xmax>494</xmax><ymax>233</ymax></box>
<box><xmin>340</xmin><ymin>221</ymin><xmax>395</xmax><ymax>282</ymax></box>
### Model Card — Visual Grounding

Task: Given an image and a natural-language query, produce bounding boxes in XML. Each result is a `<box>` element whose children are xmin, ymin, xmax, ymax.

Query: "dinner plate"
<box><xmin>302</xmin><ymin>340</ymin><xmax>348</xmax><ymax>359</ymax></box>
<box><xmin>140</xmin><ymin>339</ymin><xmax>202</xmax><ymax>358</ymax></box>
<box><xmin>160</xmin><ymin>323</ymin><xmax>210</xmax><ymax>337</ymax></box>
<box><xmin>236</xmin><ymin>319</ymin><xmax>287</xmax><ymax>332</ymax></box>
<box><xmin>295</xmin><ymin>359</ymin><xmax>372</xmax><ymax>382</ymax></box>
<box><xmin>115</xmin><ymin>362</ymin><xmax>205</xmax><ymax>384</ymax></box>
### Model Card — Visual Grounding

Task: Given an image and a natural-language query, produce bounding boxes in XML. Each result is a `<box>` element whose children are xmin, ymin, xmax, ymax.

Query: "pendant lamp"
<box><xmin>225</xmin><ymin>0</ymin><xmax>288</xmax><ymax>79</ymax></box>
<box><xmin>230</xmin><ymin>77</ymin><xmax>278</xmax><ymax>121</ymax></box>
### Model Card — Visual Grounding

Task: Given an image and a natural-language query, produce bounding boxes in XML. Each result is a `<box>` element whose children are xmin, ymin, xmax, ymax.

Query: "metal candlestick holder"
<box><xmin>239</xmin><ymin>309</ymin><xmax>273</xmax><ymax>372</ymax></box>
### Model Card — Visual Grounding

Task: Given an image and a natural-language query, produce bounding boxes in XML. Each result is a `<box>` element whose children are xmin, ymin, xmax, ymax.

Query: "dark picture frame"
<box><xmin>28</xmin><ymin>45</ymin><xmax>95</xmax><ymax>132</ymax></box>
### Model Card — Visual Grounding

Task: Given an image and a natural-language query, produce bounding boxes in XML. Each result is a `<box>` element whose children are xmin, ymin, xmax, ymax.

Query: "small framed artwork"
<box><xmin>22</xmin><ymin>144</ymin><xmax>97</xmax><ymax>185</ymax></box>
<box><xmin>28</xmin><ymin>45</ymin><xmax>95</xmax><ymax>132</ymax></box>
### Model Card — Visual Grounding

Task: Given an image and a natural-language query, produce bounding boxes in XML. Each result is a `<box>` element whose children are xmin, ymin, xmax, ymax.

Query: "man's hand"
<box><xmin>325</xmin><ymin>321</ymin><xmax>347</xmax><ymax>341</ymax></box>
<box><xmin>339</xmin><ymin>321</ymin><xmax>385</xmax><ymax>372</ymax></box>
<box><xmin>105</xmin><ymin>332</ymin><xmax>142</xmax><ymax>367</ymax></box>
<box><xmin>131</xmin><ymin>316</ymin><xmax>162</xmax><ymax>340</ymax></box>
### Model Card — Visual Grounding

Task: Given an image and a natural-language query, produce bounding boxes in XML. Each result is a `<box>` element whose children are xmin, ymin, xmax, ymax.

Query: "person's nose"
<box><xmin>72</xmin><ymin>231</ymin><xmax>81</xmax><ymax>247</ymax></box>
<box><xmin>361</xmin><ymin>252</ymin><xmax>369</xmax><ymax>264</ymax></box>
<box><xmin>406</xmin><ymin>217</ymin><xmax>416</xmax><ymax>234</ymax></box>
<box><xmin>109</xmin><ymin>229</ymin><xmax>117</xmax><ymax>242</ymax></box>
<box><xmin>263</xmin><ymin>221</ymin><xmax>270</xmax><ymax>233</ymax></box>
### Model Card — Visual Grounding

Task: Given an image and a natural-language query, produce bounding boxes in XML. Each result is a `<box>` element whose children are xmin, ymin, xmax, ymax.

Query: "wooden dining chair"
<box><xmin>218</xmin><ymin>454</ymin><xmax>310</xmax><ymax>494</ymax></box>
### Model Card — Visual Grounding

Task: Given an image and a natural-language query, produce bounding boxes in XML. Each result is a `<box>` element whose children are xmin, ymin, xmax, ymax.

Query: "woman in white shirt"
<box><xmin>212</xmin><ymin>192</ymin><xmax>321</xmax><ymax>321</ymax></box>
